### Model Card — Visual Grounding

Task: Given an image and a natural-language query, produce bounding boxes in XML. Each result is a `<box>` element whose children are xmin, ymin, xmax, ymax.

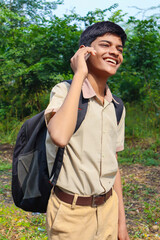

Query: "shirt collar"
<box><xmin>82</xmin><ymin>78</ymin><xmax>119</xmax><ymax>104</ymax></box>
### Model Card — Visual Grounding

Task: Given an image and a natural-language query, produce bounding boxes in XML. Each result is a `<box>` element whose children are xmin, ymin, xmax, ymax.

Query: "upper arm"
<box><xmin>44</xmin><ymin>82</ymin><xmax>70</xmax><ymax>125</ymax></box>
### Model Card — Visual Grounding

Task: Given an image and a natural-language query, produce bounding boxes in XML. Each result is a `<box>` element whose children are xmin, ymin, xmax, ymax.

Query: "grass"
<box><xmin>121</xmin><ymin>168</ymin><xmax>160</xmax><ymax>239</ymax></box>
<box><xmin>0</xmin><ymin>157</ymin><xmax>47</xmax><ymax>240</ymax></box>
<box><xmin>118</xmin><ymin>138</ymin><xmax>160</xmax><ymax>166</ymax></box>
<box><xmin>0</xmin><ymin>160</ymin><xmax>12</xmax><ymax>171</ymax></box>
<box><xmin>0</xmin><ymin>103</ymin><xmax>160</xmax><ymax>145</ymax></box>
<box><xmin>0</xmin><ymin>159</ymin><xmax>12</xmax><ymax>196</ymax></box>
<box><xmin>0</xmin><ymin>203</ymin><xmax>47</xmax><ymax>240</ymax></box>
<box><xmin>125</xmin><ymin>103</ymin><xmax>160</xmax><ymax>139</ymax></box>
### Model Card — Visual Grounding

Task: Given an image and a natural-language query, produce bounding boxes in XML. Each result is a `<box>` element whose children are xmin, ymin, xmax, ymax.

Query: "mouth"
<box><xmin>104</xmin><ymin>58</ymin><xmax>118</xmax><ymax>65</ymax></box>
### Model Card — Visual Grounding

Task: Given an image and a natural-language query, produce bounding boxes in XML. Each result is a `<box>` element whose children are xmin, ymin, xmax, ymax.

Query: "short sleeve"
<box><xmin>44</xmin><ymin>82</ymin><xmax>70</xmax><ymax>124</ymax></box>
<box><xmin>116</xmin><ymin>106</ymin><xmax>126</xmax><ymax>152</ymax></box>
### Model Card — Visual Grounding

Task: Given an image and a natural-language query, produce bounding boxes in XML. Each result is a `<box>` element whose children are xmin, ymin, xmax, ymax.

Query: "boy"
<box><xmin>45</xmin><ymin>21</ymin><xmax>129</xmax><ymax>240</ymax></box>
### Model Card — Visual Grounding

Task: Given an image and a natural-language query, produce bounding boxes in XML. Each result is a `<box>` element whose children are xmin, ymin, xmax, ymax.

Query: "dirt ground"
<box><xmin>0</xmin><ymin>144</ymin><xmax>14</xmax><ymax>162</ymax></box>
<box><xmin>0</xmin><ymin>144</ymin><xmax>160</xmax><ymax>239</ymax></box>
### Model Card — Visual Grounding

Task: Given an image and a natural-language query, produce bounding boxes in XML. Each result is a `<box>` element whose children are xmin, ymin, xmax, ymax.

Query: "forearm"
<box><xmin>47</xmin><ymin>73</ymin><xmax>84</xmax><ymax>147</ymax></box>
<box><xmin>114</xmin><ymin>167</ymin><xmax>126</xmax><ymax>225</ymax></box>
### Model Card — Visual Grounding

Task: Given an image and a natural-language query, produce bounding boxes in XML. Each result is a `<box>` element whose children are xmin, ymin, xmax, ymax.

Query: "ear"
<box><xmin>79</xmin><ymin>45</ymin><xmax>85</xmax><ymax>49</ymax></box>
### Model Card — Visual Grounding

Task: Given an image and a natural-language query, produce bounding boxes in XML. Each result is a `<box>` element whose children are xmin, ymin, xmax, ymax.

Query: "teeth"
<box><xmin>106</xmin><ymin>58</ymin><xmax>117</xmax><ymax>64</ymax></box>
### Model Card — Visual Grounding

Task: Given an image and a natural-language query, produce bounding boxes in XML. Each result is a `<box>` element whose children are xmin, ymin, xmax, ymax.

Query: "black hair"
<box><xmin>79</xmin><ymin>21</ymin><xmax>127</xmax><ymax>47</ymax></box>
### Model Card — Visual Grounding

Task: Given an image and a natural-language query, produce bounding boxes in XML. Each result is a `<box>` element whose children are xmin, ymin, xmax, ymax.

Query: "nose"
<box><xmin>109</xmin><ymin>46</ymin><xmax>119</xmax><ymax>57</ymax></box>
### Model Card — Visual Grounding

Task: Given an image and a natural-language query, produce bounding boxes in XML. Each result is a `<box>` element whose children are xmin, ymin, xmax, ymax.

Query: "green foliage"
<box><xmin>0</xmin><ymin>2</ymin><xmax>160</xmax><ymax>149</ymax></box>
<box><xmin>109</xmin><ymin>16</ymin><xmax>160</xmax><ymax>117</ymax></box>
<box><xmin>123</xmin><ymin>17</ymin><xmax>160</xmax><ymax>105</ymax></box>
<box><xmin>117</xmin><ymin>103</ymin><xmax>160</xmax><ymax>166</ymax></box>
<box><xmin>65</xmin><ymin>4</ymin><xmax>119</xmax><ymax>27</ymax></box>
<box><xmin>0</xmin><ymin>0</ymin><xmax>64</xmax><ymax>23</ymax></box>
<box><xmin>0</xmin><ymin>6</ymin><xmax>80</xmax><ymax>119</ymax></box>
<box><xmin>108</xmin><ymin>9</ymin><xmax>127</xmax><ymax>23</ymax></box>
<box><xmin>125</xmin><ymin>103</ymin><xmax>159</xmax><ymax>138</ymax></box>
<box><xmin>0</xmin><ymin>117</ymin><xmax>23</xmax><ymax>144</ymax></box>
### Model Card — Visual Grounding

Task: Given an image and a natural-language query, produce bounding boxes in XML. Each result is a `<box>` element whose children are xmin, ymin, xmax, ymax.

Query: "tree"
<box><xmin>0</xmin><ymin>0</ymin><xmax>64</xmax><ymax>23</ymax></box>
<box><xmin>0</xmin><ymin>3</ymin><xmax>160</xmax><ymax>122</ymax></box>
<box><xmin>0</xmin><ymin>7</ymin><xmax>80</xmax><ymax>118</ymax></box>
<box><xmin>62</xmin><ymin>4</ymin><xmax>119</xmax><ymax>28</ymax></box>
<box><xmin>110</xmin><ymin>16</ymin><xmax>160</xmax><ymax>111</ymax></box>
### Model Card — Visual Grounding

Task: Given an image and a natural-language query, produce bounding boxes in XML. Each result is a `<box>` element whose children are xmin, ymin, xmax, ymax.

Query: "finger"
<box><xmin>70</xmin><ymin>47</ymin><xmax>96</xmax><ymax>66</ymax></box>
<box><xmin>80</xmin><ymin>46</ymin><xmax>97</xmax><ymax>56</ymax></box>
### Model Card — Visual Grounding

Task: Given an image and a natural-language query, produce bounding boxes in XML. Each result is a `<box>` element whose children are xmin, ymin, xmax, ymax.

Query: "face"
<box><xmin>88</xmin><ymin>33</ymin><xmax>123</xmax><ymax>77</ymax></box>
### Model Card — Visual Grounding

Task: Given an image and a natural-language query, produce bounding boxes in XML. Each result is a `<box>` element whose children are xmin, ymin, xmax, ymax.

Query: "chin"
<box><xmin>107</xmin><ymin>68</ymin><xmax>119</xmax><ymax>76</ymax></box>
<box><xmin>96</xmin><ymin>70</ymin><xmax>116</xmax><ymax>79</ymax></box>
<box><xmin>103</xmin><ymin>68</ymin><xmax>117</xmax><ymax>77</ymax></box>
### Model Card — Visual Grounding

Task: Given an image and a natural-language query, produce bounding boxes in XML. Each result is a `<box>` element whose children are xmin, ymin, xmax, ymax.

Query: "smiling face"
<box><xmin>87</xmin><ymin>33</ymin><xmax>123</xmax><ymax>78</ymax></box>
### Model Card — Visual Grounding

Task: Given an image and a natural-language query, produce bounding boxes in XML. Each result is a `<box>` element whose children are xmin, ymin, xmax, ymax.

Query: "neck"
<box><xmin>87</xmin><ymin>73</ymin><xmax>108</xmax><ymax>97</ymax></box>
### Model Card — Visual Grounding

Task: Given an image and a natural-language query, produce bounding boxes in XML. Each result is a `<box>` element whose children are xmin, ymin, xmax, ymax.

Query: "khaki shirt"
<box><xmin>45</xmin><ymin>79</ymin><xmax>125</xmax><ymax>195</ymax></box>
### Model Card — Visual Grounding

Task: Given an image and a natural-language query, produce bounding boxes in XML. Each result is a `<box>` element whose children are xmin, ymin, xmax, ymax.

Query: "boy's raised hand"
<box><xmin>70</xmin><ymin>46</ymin><xmax>96</xmax><ymax>80</ymax></box>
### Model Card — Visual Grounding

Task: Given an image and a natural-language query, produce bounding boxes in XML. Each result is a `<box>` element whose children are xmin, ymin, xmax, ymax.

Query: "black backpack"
<box><xmin>12</xmin><ymin>81</ymin><xmax>124</xmax><ymax>213</ymax></box>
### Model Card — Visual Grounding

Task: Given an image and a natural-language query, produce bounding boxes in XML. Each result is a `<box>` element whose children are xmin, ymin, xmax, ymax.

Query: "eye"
<box><xmin>118</xmin><ymin>48</ymin><xmax>123</xmax><ymax>53</ymax></box>
<box><xmin>100</xmin><ymin>44</ymin><xmax>110</xmax><ymax>48</ymax></box>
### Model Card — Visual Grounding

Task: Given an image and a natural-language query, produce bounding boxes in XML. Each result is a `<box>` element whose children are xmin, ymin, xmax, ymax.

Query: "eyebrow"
<box><xmin>99</xmin><ymin>40</ymin><xmax>123</xmax><ymax>48</ymax></box>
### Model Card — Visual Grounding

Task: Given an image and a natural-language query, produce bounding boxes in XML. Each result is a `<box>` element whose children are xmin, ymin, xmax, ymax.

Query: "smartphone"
<box><xmin>84</xmin><ymin>53</ymin><xmax>91</xmax><ymax>61</ymax></box>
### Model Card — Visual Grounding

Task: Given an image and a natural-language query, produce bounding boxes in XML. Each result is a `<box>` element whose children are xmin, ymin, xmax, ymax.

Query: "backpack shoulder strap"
<box><xmin>112</xmin><ymin>95</ymin><xmax>124</xmax><ymax>125</ymax></box>
<box><xmin>75</xmin><ymin>91</ymin><xmax>88</xmax><ymax>132</ymax></box>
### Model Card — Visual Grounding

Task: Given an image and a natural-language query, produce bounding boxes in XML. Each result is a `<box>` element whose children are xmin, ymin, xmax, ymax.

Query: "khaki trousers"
<box><xmin>46</xmin><ymin>189</ymin><xmax>118</xmax><ymax>240</ymax></box>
